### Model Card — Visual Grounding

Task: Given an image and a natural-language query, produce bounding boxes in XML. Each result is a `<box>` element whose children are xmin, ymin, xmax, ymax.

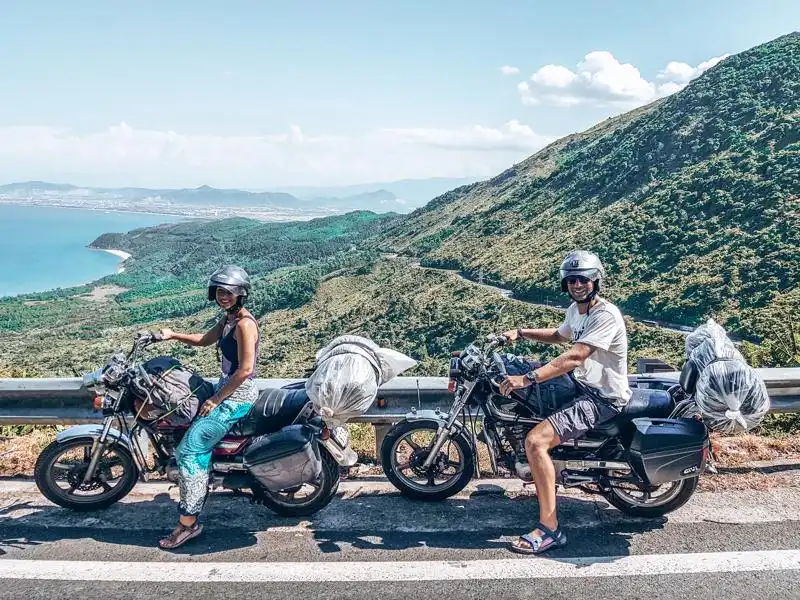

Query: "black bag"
<box><xmin>500</xmin><ymin>354</ymin><xmax>578</xmax><ymax>416</ymax></box>
<box><xmin>130</xmin><ymin>356</ymin><xmax>214</xmax><ymax>425</ymax></box>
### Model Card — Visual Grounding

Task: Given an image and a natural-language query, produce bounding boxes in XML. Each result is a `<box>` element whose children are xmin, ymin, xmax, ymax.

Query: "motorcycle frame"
<box><xmin>420</xmin><ymin>353</ymin><xmax>672</xmax><ymax>492</ymax></box>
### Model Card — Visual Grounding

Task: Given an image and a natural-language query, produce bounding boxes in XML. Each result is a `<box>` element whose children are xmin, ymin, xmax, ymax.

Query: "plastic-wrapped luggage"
<box><xmin>304</xmin><ymin>335</ymin><xmax>417</xmax><ymax>426</ymax></box>
<box><xmin>683</xmin><ymin>319</ymin><xmax>770</xmax><ymax>434</ymax></box>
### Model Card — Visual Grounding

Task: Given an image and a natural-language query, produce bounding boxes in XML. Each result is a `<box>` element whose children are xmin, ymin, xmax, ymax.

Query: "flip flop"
<box><xmin>509</xmin><ymin>522</ymin><xmax>567</xmax><ymax>555</ymax></box>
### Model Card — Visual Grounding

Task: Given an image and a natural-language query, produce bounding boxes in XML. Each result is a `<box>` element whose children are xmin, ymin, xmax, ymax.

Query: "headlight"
<box><xmin>82</xmin><ymin>368</ymin><xmax>105</xmax><ymax>388</ymax></box>
<box><xmin>331</xmin><ymin>426</ymin><xmax>349</xmax><ymax>448</ymax></box>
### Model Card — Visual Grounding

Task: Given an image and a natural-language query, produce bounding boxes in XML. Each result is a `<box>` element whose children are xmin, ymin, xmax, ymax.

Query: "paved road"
<box><xmin>2</xmin><ymin>479</ymin><xmax>799</xmax><ymax>599</ymax></box>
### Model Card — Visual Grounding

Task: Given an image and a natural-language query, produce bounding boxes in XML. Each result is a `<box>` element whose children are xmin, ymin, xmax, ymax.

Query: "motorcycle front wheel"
<box><xmin>34</xmin><ymin>438</ymin><xmax>139</xmax><ymax>511</ymax></box>
<box><xmin>381</xmin><ymin>420</ymin><xmax>475</xmax><ymax>501</ymax></box>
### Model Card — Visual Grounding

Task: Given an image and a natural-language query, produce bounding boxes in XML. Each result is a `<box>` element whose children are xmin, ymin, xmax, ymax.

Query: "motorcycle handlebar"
<box><xmin>485</xmin><ymin>334</ymin><xmax>509</xmax><ymax>351</ymax></box>
<box><xmin>491</xmin><ymin>351</ymin><xmax>508</xmax><ymax>379</ymax></box>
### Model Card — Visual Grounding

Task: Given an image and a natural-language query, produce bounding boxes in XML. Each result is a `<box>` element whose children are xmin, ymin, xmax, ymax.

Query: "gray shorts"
<box><xmin>546</xmin><ymin>395</ymin><xmax>621</xmax><ymax>442</ymax></box>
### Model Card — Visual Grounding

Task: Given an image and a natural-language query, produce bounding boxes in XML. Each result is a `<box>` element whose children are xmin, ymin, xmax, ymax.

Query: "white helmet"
<box><xmin>559</xmin><ymin>250</ymin><xmax>605</xmax><ymax>300</ymax></box>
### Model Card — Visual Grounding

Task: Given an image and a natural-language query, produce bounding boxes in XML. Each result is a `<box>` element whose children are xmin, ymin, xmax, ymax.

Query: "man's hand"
<box><xmin>159</xmin><ymin>328</ymin><xmax>175</xmax><ymax>341</ymax></box>
<box><xmin>499</xmin><ymin>374</ymin><xmax>532</xmax><ymax>396</ymax></box>
<box><xmin>198</xmin><ymin>397</ymin><xmax>221</xmax><ymax>417</ymax></box>
<box><xmin>501</xmin><ymin>328</ymin><xmax>520</xmax><ymax>343</ymax></box>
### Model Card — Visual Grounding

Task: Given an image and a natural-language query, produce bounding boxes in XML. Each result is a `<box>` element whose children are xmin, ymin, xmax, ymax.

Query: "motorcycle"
<box><xmin>34</xmin><ymin>331</ymin><xmax>358</xmax><ymax>517</ymax></box>
<box><xmin>381</xmin><ymin>333</ymin><xmax>714</xmax><ymax>518</ymax></box>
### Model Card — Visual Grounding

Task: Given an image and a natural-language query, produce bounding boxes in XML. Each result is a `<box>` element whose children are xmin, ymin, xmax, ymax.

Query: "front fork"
<box><xmin>81</xmin><ymin>416</ymin><xmax>116</xmax><ymax>484</ymax></box>
<box><xmin>420</xmin><ymin>381</ymin><xmax>477</xmax><ymax>470</ymax></box>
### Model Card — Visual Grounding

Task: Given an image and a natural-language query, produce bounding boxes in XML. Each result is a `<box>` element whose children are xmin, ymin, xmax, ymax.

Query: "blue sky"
<box><xmin>0</xmin><ymin>1</ymin><xmax>797</xmax><ymax>188</ymax></box>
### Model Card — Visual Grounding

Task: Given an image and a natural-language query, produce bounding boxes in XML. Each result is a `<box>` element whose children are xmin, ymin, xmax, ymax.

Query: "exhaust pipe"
<box><xmin>565</xmin><ymin>460</ymin><xmax>630</xmax><ymax>471</ymax></box>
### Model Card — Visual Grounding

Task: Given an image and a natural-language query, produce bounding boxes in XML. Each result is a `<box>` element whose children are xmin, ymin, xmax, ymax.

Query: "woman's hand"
<box><xmin>159</xmin><ymin>328</ymin><xmax>175</xmax><ymax>341</ymax></box>
<box><xmin>198</xmin><ymin>397</ymin><xmax>221</xmax><ymax>417</ymax></box>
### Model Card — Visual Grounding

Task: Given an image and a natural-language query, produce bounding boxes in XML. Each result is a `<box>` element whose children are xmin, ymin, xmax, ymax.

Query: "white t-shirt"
<box><xmin>556</xmin><ymin>297</ymin><xmax>632</xmax><ymax>407</ymax></box>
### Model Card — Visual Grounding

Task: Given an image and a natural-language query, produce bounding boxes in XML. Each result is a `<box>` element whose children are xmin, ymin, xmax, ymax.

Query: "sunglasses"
<box><xmin>565</xmin><ymin>275</ymin><xmax>591</xmax><ymax>285</ymax></box>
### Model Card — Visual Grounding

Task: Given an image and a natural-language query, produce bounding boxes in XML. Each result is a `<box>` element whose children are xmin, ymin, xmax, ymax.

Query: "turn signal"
<box><xmin>93</xmin><ymin>396</ymin><xmax>104</xmax><ymax>410</ymax></box>
<box><xmin>448</xmin><ymin>380</ymin><xmax>457</xmax><ymax>393</ymax></box>
<box><xmin>376</xmin><ymin>397</ymin><xmax>387</xmax><ymax>409</ymax></box>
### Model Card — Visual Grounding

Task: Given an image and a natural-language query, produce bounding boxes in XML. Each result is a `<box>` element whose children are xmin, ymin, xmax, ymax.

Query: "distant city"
<box><xmin>0</xmin><ymin>177</ymin><xmax>480</xmax><ymax>221</ymax></box>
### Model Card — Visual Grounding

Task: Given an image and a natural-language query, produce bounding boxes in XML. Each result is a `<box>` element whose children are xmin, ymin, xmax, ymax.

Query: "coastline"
<box><xmin>90</xmin><ymin>248</ymin><xmax>132</xmax><ymax>273</ymax></box>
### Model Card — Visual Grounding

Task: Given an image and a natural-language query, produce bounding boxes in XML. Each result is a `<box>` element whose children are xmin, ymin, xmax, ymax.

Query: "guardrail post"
<box><xmin>374</xmin><ymin>424</ymin><xmax>393</xmax><ymax>465</ymax></box>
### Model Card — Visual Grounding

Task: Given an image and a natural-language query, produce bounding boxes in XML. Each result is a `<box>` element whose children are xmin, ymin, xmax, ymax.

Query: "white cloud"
<box><xmin>657</xmin><ymin>54</ymin><xmax>730</xmax><ymax>83</ymax></box>
<box><xmin>380</xmin><ymin>120</ymin><xmax>551</xmax><ymax>152</ymax></box>
<box><xmin>517</xmin><ymin>51</ymin><xmax>730</xmax><ymax>108</ymax></box>
<box><xmin>0</xmin><ymin>121</ymin><xmax>554</xmax><ymax>188</ymax></box>
<box><xmin>500</xmin><ymin>65</ymin><xmax>520</xmax><ymax>75</ymax></box>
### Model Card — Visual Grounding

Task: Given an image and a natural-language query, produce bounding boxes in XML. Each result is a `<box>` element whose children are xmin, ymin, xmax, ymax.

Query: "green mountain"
<box><xmin>90</xmin><ymin>210</ymin><xmax>400</xmax><ymax>282</ymax></box>
<box><xmin>374</xmin><ymin>32</ymin><xmax>800</xmax><ymax>365</ymax></box>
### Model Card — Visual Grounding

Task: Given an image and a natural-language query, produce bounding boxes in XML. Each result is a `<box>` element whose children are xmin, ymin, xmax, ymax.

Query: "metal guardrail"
<box><xmin>1</xmin><ymin>368</ymin><xmax>799</xmax><ymax>426</ymax></box>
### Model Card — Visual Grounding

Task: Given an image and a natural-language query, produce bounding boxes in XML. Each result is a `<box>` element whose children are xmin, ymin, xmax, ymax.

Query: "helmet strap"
<box><xmin>567</xmin><ymin>282</ymin><xmax>599</xmax><ymax>309</ymax></box>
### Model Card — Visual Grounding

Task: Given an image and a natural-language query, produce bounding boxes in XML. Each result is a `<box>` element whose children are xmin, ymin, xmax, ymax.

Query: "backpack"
<box><xmin>130</xmin><ymin>356</ymin><xmax>214</xmax><ymax>425</ymax></box>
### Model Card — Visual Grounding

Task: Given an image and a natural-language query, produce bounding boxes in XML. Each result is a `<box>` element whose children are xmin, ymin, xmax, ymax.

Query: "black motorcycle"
<box><xmin>381</xmin><ymin>334</ymin><xmax>713</xmax><ymax>517</ymax></box>
<box><xmin>34</xmin><ymin>331</ymin><xmax>358</xmax><ymax>517</ymax></box>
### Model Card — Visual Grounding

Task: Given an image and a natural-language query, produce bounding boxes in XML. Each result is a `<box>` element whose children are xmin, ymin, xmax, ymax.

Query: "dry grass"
<box><xmin>80</xmin><ymin>285</ymin><xmax>129</xmax><ymax>302</ymax></box>
<box><xmin>0</xmin><ymin>428</ymin><xmax>57</xmax><ymax>477</ymax></box>
<box><xmin>712</xmin><ymin>433</ymin><xmax>800</xmax><ymax>466</ymax></box>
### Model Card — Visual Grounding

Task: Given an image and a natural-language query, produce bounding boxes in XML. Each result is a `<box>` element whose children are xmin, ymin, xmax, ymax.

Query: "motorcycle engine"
<box><xmin>501</xmin><ymin>424</ymin><xmax>529</xmax><ymax>456</ymax></box>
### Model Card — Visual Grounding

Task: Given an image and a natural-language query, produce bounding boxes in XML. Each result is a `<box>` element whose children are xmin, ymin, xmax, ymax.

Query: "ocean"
<box><xmin>0</xmin><ymin>205</ymin><xmax>182</xmax><ymax>298</ymax></box>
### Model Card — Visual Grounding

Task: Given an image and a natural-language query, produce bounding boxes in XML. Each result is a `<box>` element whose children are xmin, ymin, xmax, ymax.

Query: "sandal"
<box><xmin>158</xmin><ymin>522</ymin><xmax>204</xmax><ymax>550</ymax></box>
<box><xmin>509</xmin><ymin>522</ymin><xmax>567</xmax><ymax>555</ymax></box>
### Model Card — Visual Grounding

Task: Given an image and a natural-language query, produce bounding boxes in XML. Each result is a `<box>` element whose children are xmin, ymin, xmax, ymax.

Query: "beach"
<box><xmin>0</xmin><ymin>205</ymin><xmax>177</xmax><ymax>298</ymax></box>
<box><xmin>92</xmin><ymin>248</ymin><xmax>132</xmax><ymax>273</ymax></box>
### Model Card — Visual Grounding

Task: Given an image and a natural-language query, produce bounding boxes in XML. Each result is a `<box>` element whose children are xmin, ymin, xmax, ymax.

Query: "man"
<box><xmin>499</xmin><ymin>250</ymin><xmax>632</xmax><ymax>555</ymax></box>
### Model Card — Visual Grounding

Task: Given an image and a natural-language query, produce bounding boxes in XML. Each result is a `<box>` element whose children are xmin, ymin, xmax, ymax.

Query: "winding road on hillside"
<box><xmin>397</xmin><ymin>256</ymin><xmax>694</xmax><ymax>337</ymax></box>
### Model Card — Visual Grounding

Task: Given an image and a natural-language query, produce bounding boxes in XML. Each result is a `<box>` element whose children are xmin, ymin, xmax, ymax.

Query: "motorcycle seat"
<box><xmin>228</xmin><ymin>386</ymin><xmax>311</xmax><ymax>437</ymax></box>
<box><xmin>591</xmin><ymin>387</ymin><xmax>675</xmax><ymax>437</ymax></box>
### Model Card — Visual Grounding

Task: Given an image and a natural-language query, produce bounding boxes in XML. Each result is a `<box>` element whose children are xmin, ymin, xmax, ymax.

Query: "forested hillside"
<box><xmin>374</xmin><ymin>33</ymin><xmax>799</xmax><ymax>366</ymax></box>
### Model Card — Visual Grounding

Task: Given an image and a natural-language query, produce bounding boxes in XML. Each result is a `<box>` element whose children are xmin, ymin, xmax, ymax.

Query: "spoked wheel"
<box><xmin>252</xmin><ymin>449</ymin><xmax>340</xmax><ymax>517</ymax></box>
<box><xmin>381</xmin><ymin>420</ymin><xmax>474</xmax><ymax>501</ymax></box>
<box><xmin>34</xmin><ymin>438</ymin><xmax>139</xmax><ymax>511</ymax></box>
<box><xmin>603</xmin><ymin>475</ymin><xmax>699</xmax><ymax>518</ymax></box>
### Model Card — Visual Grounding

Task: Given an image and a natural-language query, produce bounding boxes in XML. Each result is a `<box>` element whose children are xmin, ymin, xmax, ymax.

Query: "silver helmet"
<box><xmin>207</xmin><ymin>265</ymin><xmax>251</xmax><ymax>301</ymax></box>
<box><xmin>559</xmin><ymin>250</ymin><xmax>605</xmax><ymax>293</ymax></box>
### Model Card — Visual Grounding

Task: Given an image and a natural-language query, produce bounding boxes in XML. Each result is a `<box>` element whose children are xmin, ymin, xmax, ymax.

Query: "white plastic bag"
<box><xmin>694</xmin><ymin>359</ymin><xmax>770</xmax><ymax>434</ymax></box>
<box><xmin>684</xmin><ymin>319</ymin><xmax>770</xmax><ymax>434</ymax></box>
<box><xmin>304</xmin><ymin>335</ymin><xmax>417</xmax><ymax>426</ymax></box>
<box><xmin>685</xmin><ymin>318</ymin><xmax>737</xmax><ymax>359</ymax></box>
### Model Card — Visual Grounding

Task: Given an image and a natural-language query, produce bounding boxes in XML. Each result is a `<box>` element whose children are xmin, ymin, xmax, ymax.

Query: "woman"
<box><xmin>157</xmin><ymin>265</ymin><xmax>260</xmax><ymax>549</ymax></box>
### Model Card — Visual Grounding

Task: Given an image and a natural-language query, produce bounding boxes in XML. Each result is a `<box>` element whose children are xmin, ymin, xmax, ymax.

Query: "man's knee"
<box><xmin>525</xmin><ymin>420</ymin><xmax>558</xmax><ymax>453</ymax></box>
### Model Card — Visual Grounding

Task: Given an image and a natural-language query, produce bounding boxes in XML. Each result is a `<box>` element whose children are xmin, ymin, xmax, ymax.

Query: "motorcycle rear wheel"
<box><xmin>602</xmin><ymin>475</ymin><xmax>699</xmax><ymax>518</ymax></box>
<box><xmin>253</xmin><ymin>449</ymin><xmax>340</xmax><ymax>517</ymax></box>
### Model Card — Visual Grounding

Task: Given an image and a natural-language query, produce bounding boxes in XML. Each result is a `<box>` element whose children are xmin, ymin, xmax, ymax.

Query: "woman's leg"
<box><xmin>159</xmin><ymin>385</ymin><xmax>256</xmax><ymax>548</ymax></box>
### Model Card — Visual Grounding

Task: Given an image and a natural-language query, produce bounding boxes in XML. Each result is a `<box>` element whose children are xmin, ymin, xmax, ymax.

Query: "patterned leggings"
<box><xmin>175</xmin><ymin>377</ymin><xmax>258</xmax><ymax>517</ymax></box>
